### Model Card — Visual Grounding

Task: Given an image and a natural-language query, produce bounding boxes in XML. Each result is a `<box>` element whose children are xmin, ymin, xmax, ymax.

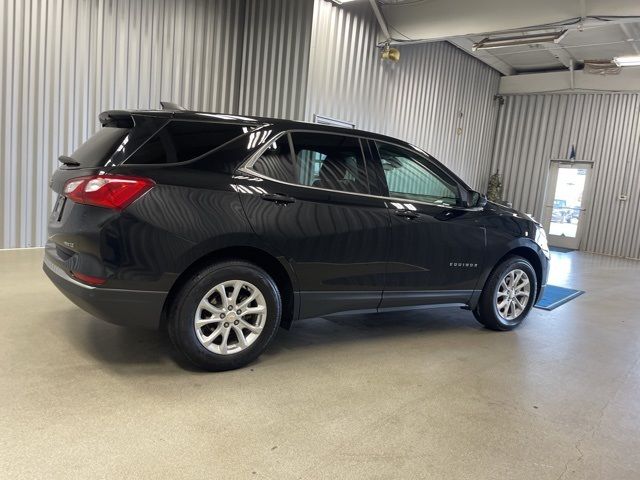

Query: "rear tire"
<box><xmin>473</xmin><ymin>256</ymin><xmax>537</xmax><ymax>331</ymax></box>
<box><xmin>168</xmin><ymin>260</ymin><xmax>281</xmax><ymax>371</ymax></box>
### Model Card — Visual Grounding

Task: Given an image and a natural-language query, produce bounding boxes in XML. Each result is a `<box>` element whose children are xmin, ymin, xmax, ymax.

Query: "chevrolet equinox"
<box><xmin>44</xmin><ymin>107</ymin><xmax>550</xmax><ymax>371</ymax></box>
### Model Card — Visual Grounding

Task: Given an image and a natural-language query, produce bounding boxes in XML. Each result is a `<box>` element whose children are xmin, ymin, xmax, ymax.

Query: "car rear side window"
<box><xmin>291</xmin><ymin>133</ymin><xmax>369</xmax><ymax>194</ymax></box>
<box><xmin>126</xmin><ymin>121</ymin><xmax>245</xmax><ymax>164</ymax></box>
<box><xmin>69</xmin><ymin>127</ymin><xmax>129</xmax><ymax>167</ymax></box>
<box><xmin>251</xmin><ymin>135</ymin><xmax>296</xmax><ymax>182</ymax></box>
<box><xmin>250</xmin><ymin>131</ymin><xmax>371</xmax><ymax>195</ymax></box>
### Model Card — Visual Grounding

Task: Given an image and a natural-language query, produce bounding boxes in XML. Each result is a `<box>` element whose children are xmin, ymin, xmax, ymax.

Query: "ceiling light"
<box><xmin>614</xmin><ymin>55</ymin><xmax>640</xmax><ymax>67</ymax></box>
<box><xmin>381</xmin><ymin>43</ymin><xmax>400</xmax><ymax>62</ymax></box>
<box><xmin>472</xmin><ymin>30</ymin><xmax>567</xmax><ymax>51</ymax></box>
<box><xmin>329</xmin><ymin>0</ymin><xmax>359</xmax><ymax>4</ymax></box>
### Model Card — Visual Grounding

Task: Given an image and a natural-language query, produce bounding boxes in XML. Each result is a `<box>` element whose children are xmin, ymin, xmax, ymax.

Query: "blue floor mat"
<box><xmin>550</xmin><ymin>246</ymin><xmax>575</xmax><ymax>253</ymax></box>
<box><xmin>535</xmin><ymin>285</ymin><xmax>585</xmax><ymax>311</ymax></box>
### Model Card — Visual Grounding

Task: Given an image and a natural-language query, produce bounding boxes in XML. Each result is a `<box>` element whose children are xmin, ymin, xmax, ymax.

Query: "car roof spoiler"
<box><xmin>98</xmin><ymin>110</ymin><xmax>135</xmax><ymax>127</ymax></box>
<box><xmin>99</xmin><ymin>101</ymin><xmax>186</xmax><ymax>127</ymax></box>
<box><xmin>160</xmin><ymin>101</ymin><xmax>186</xmax><ymax>111</ymax></box>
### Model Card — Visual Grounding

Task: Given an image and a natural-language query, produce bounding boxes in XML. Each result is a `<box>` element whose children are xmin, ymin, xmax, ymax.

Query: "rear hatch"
<box><xmin>49</xmin><ymin>111</ymin><xmax>170</xmax><ymax>224</ymax></box>
<box><xmin>50</xmin><ymin>124</ymin><xmax>134</xmax><ymax>222</ymax></box>
<box><xmin>51</xmin><ymin>127</ymin><xmax>130</xmax><ymax>190</ymax></box>
<box><xmin>50</xmin><ymin>110</ymin><xmax>162</xmax><ymax>193</ymax></box>
<box><xmin>45</xmin><ymin>125</ymin><xmax>131</xmax><ymax>283</ymax></box>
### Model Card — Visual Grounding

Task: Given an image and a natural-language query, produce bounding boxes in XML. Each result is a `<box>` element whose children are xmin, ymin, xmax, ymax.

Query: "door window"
<box><xmin>375</xmin><ymin>142</ymin><xmax>460</xmax><ymax>206</ymax></box>
<box><xmin>291</xmin><ymin>132</ymin><xmax>369</xmax><ymax>194</ymax></box>
<box><xmin>250</xmin><ymin>132</ymin><xmax>371</xmax><ymax>195</ymax></box>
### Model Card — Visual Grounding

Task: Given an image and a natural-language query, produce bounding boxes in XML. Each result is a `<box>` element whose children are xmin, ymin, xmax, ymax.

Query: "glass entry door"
<box><xmin>541</xmin><ymin>162</ymin><xmax>593</xmax><ymax>250</ymax></box>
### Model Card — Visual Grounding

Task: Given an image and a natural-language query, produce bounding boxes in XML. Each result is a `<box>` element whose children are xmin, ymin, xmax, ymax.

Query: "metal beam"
<box><xmin>378</xmin><ymin>0</ymin><xmax>640</xmax><ymax>42</ymax></box>
<box><xmin>448</xmin><ymin>37</ymin><xmax>516</xmax><ymax>76</ymax></box>
<box><xmin>368</xmin><ymin>0</ymin><xmax>391</xmax><ymax>41</ymax></box>
<box><xmin>499</xmin><ymin>68</ymin><xmax>640</xmax><ymax>94</ymax></box>
<box><xmin>542</xmin><ymin>44</ymin><xmax>576</xmax><ymax>69</ymax></box>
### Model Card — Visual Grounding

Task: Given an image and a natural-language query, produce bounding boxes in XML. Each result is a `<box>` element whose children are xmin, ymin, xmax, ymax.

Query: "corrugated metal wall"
<box><xmin>1</xmin><ymin>0</ymin><xmax>500</xmax><ymax>248</ymax></box>
<box><xmin>306</xmin><ymin>0</ymin><xmax>501</xmax><ymax>190</ymax></box>
<box><xmin>238</xmin><ymin>0</ymin><xmax>313</xmax><ymax>120</ymax></box>
<box><xmin>306</xmin><ymin>2</ymin><xmax>390</xmax><ymax>134</ymax></box>
<box><xmin>493</xmin><ymin>93</ymin><xmax>640</xmax><ymax>259</ymax></box>
<box><xmin>0</xmin><ymin>0</ymin><xmax>244</xmax><ymax>248</ymax></box>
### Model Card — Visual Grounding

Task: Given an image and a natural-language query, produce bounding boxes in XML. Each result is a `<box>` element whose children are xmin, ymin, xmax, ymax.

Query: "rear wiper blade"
<box><xmin>58</xmin><ymin>155</ymin><xmax>80</xmax><ymax>166</ymax></box>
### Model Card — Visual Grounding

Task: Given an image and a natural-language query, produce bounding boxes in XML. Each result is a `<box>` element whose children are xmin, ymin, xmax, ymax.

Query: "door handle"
<box><xmin>261</xmin><ymin>193</ymin><xmax>296</xmax><ymax>205</ymax></box>
<box><xmin>395</xmin><ymin>210</ymin><xmax>419</xmax><ymax>219</ymax></box>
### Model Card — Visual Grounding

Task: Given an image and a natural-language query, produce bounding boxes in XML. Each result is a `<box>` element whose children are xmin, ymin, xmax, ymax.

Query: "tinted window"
<box><xmin>291</xmin><ymin>132</ymin><xmax>369</xmax><ymax>194</ymax></box>
<box><xmin>192</xmin><ymin>134</ymin><xmax>258</xmax><ymax>174</ymax></box>
<box><xmin>251</xmin><ymin>135</ymin><xmax>295</xmax><ymax>182</ymax></box>
<box><xmin>70</xmin><ymin>127</ymin><xmax>129</xmax><ymax>167</ymax></box>
<box><xmin>108</xmin><ymin>116</ymin><xmax>167</xmax><ymax>166</ymax></box>
<box><xmin>126</xmin><ymin>121</ymin><xmax>245</xmax><ymax>164</ymax></box>
<box><xmin>375</xmin><ymin>142</ymin><xmax>459</xmax><ymax>206</ymax></box>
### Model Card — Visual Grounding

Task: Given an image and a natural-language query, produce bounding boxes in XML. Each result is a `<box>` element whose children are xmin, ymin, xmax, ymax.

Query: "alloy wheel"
<box><xmin>194</xmin><ymin>280</ymin><xmax>267</xmax><ymax>355</ymax></box>
<box><xmin>495</xmin><ymin>268</ymin><xmax>530</xmax><ymax>321</ymax></box>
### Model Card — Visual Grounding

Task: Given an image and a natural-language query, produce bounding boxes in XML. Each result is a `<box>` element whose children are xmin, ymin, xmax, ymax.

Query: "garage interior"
<box><xmin>1</xmin><ymin>0</ymin><xmax>640</xmax><ymax>478</ymax></box>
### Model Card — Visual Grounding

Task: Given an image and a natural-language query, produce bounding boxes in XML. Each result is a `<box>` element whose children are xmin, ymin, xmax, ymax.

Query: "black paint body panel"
<box><xmin>44</xmin><ymin>109</ymin><xmax>549</xmax><ymax>328</ymax></box>
<box><xmin>239</xmin><ymin>175</ymin><xmax>391</xmax><ymax>317</ymax></box>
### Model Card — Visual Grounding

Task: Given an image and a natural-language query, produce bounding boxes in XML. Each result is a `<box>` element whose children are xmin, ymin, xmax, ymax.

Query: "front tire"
<box><xmin>168</xmin><ymin>260</ymin><xmax>281</xmax><ymax>371</ymax></box>
<box><xmin>473</xmin><ymin>256</ymin><xmax>537</xmax><ymax>331</ymax></box>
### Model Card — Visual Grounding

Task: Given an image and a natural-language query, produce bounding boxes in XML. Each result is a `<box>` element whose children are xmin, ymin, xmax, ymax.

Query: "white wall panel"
<box><xmin>493</xmin><ymin>93</ymin><xmax>640</xmax><ymax>259</ymax></box>
<box><xmin>0</xmin><ymin>0</ymin><xmax>243</xmax><ymax>248</ymax></box>
<box><xmin>306</xmin><ymin>0</ymin><xmax>501</xmax><ymax>190</ymax></box>
<box><xmin>306</xmin><ymin>2</ymin><xmax>391</xmax><ymax>134</ymax></box>
<box><xmin>239</xmin><ymin>0</ymin><xmax>313</xmax><ymax>120</ymax></box>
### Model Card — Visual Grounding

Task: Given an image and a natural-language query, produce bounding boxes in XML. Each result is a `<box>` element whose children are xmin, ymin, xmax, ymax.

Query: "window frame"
<box><xmin>122</xmin><ymin>119</ymin><xmax>260</xmax><ymax>168</ymax></box>
<box><xmin>244</xmin><ymin>129</ymin><xmax>377</xmax><ymax>197</ymax></box>
<box><xmin>241</xmin><ymin>130</ymin><xmax>479</xmax><ymax>210</ymax></box>
<box><xmin>370</xmin><ymin>140</ymin><xmax>466</xmax><ymax>208</ymax></box>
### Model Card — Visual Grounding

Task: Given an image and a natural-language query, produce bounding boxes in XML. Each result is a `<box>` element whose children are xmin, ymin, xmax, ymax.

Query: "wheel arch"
<box><xmin>161</xmin><ymin>245</ymin><xmax>298</xmax><ymax>330</ymax></box>
<box><xmin>492</xmin><ymin>246</ymin><xmax>544</xmax><ymax>302</ymax></box>
<box><xmin>471</xmin><ymin>239</ymin><xmax>545</xmax><ymax>310</ymax></box>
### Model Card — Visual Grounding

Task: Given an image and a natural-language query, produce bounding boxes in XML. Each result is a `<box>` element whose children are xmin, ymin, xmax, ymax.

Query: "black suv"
<box><xmin>44</xmin><ymin>107</ymin><xmax>549</xmax><ymax>371</ymax></box>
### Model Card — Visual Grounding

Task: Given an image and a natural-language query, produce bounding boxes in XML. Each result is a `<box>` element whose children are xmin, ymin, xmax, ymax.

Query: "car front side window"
<box><xmin>375</xmin><ymin>142</ymin><xmax>460</xmax><ymax>206</ymax></box>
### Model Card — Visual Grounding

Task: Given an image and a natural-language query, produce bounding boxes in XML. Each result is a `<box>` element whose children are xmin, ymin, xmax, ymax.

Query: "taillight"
<box><xmin>71</xmin><ymin>271</ymin><xmax>106</xmax><ymax>286</ymax></box>
<box><xmin>63</xmin><ymin>175</ymin><xmax>154</xmax><ymax>210</ymax></box>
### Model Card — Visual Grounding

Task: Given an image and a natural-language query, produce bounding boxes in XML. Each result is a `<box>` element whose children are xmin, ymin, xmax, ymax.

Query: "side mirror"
<box><xmin>466</xmin><ymin>191</ymin><xmax>487</xmax><ymax>208</ymax></box>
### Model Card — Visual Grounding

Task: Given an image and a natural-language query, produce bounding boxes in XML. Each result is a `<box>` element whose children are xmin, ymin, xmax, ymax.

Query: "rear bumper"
<box><xmin>43</xmin><ymin>255</ymin><xmax>166</xmax><ymax>329</ymax></box>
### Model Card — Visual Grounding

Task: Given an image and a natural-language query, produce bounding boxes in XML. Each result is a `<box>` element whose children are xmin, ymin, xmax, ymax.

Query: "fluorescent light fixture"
<box><xmin>330</xmin><ymin>0</ymin><xmax>359</xmax><ymax>4</ymax></box>
<box><xmin>614</xmin><ymin>55</ymin><xmax>640</xmax><ymax>67</ymax></box>
<box><xmin>472</xmin><ymin>30</ymin><xmax>567</xmax><ymax>51</ymax></box>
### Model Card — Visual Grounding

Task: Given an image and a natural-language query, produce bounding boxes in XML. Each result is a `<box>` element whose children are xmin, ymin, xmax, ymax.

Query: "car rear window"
<box><xmin>125</xmin><ymin>120</ymin><xmax>246</xmax><ymax>165</ymax></box>
<box><xmin>69</xmin><ymin>127</ymin><xmax>129</xmax><ymax>167</ymax></box>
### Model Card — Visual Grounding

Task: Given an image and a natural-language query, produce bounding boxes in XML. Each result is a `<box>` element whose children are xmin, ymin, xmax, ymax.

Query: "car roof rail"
<box><xmin>160</xmin><ymin>101</ymin><xmax>186</xmax><ymax>111</ymax></box>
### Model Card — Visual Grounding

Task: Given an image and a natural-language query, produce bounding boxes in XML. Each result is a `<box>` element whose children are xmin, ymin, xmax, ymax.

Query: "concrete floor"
<box><xmin>1</xmin><ymin>248</ymin><xmax>639</xmax><ymax>479</ymax></box>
